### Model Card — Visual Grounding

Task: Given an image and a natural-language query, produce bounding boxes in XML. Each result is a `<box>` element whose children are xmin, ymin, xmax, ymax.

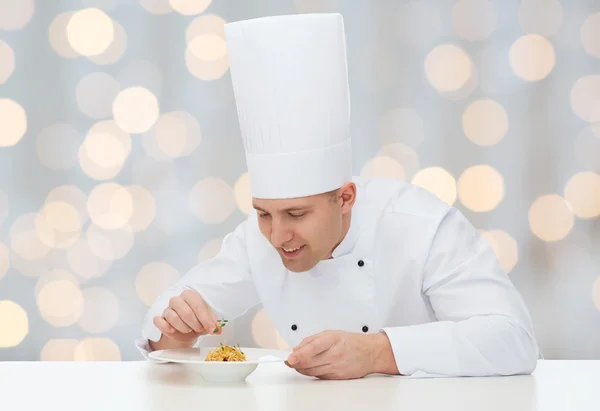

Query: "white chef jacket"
<box><xmin>135</xmin><ymin>177</ymin><xmax>540</xmax><ymax>377</ymax></box>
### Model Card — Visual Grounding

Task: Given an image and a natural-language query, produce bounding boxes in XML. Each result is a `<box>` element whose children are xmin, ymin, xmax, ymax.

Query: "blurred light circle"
<box><xmin>581</xmin><ymin>13</ymin><xmax>600</xmax><ymax>59</ymax></box>
<box><xmin>411</xmin><ymin>167</ymin><xmax>457</xmax><ymax>206</ymax></box>
<box><xmin>39</xmin><ymin>202</ymin><xmax>82</xmax><ymax>234</ymax></box>
<box><xmin>234</xmin><ymin>173</ymin><xmax>253</xmax><ymax>215</ymax></box>
<box><xmin>169</xmin><ymin>0</ymin><xmax>211</xmax><ymax>16</ymax></box>
<box><xmin>0</xmin><ymin>40</ymin><xmax>15</xmax><ymax>84</ymax></box>
<box><xmin>35</xmin><ymin>269</ymin><xmax>79</xmax><ymax>298</ymax></box>
<box><xmin>88</xmin><ymin>120</ymin><xmax>132</xmax><ymax>155</ymax></box>
<box><xmin>142</xmin><ymin>111</ymin><xmax>202</xmax><ymax>162</ymax></box>
<box><xmin>125</xmin><ymin>185</ymin><xmax>157</xmax><ymax>232</ymax></box>
<box><xmin>41</xmin><ymin>339</ymin><xmax>79</xmax><ymax>361</ymax></box>
<box><xmin>360</xmin><ymin>156</ymin><xmax>405</xmax><ymax>181</ymax></box>
<box><xmin>10</xmin><ymin>213</ymin><xmax>51</xmax><ymax>261</ymax></box>
<box><xmin>452</xmin><ymin>0</ymin><xmax>498</xmax><ymax>41</ymax></box>
<box><xmin>112</xmin><ymin>87</ymin><xmax>160</xmax><ymax>134</ymax></box>
<box><xmin>117</xmin><ymin>60</ymin><xmax>162</xmax><ymax>97</ymax></box>
<box><xmin>425</xmin><ymin>44</ymin><xmax>473</xmax><ymax>92</ymax></box>
<box><xmin>509</xmin><ymin>34</ymin><xmax>555</xmax><ymax>81</ymax></box>
<box><xmin>252</xmin><ymin>308</ymin><xmax>282</xmax><ymax>349</ymax></box>
<box><xmin>189</xmin><ymin>34</ymin><xmax>227</xmax><ymax>61</ymax></box>
<box><xmin>83</xmin><ymin>132</ymin><xmax>127</xmax><ymax>168</ymax></box>
<box><xmin>198</xmin><ymin>237</ymin><xmax>223</xmax><ymax>262</ymax></box>
<box><xmin>78</xmin><ymin>287</ymin><xmax>119</xmax><ymax>333</ymax></box>
<box><xmin>35</xmin><ymin>201</ymin><xmax>82</xmax><ymax>249</ymax></box>
<box><xmin>438</xmin><ymin>64</ymin><xmax>479</xmax><ymax>102</ymax></box>
<box><xmin>153</xmin><ymin>114</ymin><xmax>188</xmax><ymax>157</ymax></box>
<box><xmin>79</xmin><ymin>121</ymin><xmax>131</xmax><ymax>180</ymax></box>
<box><xmin>377</xmin><ymin>143</ymin><xmax>420</xmax><ymax>180</ymax></box>
<box><xmin>135</xmin><ymin>261</ymin><xmax>180</xmax><ymax>306</ymax></box>
<box><xmin>462</xmin><ymin>99</ymin><xmax>508</xmax><ymax>146</ymax></box>
<box><xmin>87</xmin><ymin>183</ymin><xmax>134</xmax><ymax>230</ymax></box>
<box><xmin>86</xmin><ymin>224</ymin><xmax>134</xmax><ymax>261</ymax></box>
<box><xmin>458</xmin><ymin>165</ymin><xmax>505</xmax><ymax>212</ymax></box>
<box><xmin>190</xmin><ymin>178</ymin><xmax>235</xmax><ymax>224</ymax></box>
<box><xmin>0</xmin><ymin>98</ymin><xmax>27</xmax><ymax>147</ymax></box>
<box><xmin>529</xmin><ymin>195</ymin><xmax>574</xmax><ymax>242</ymax></box>
<box><xmin>37</xmin><ymin>280</ymin><xmax>85</xmax><ymax>327</ymax></box>
<box><xmin>88</xmin><ymin>21</ymin><xmax>127</xmax><ymax>65</ymax></box>
<box><xmin>0</xmin><ymin>0</ymin><xmax>35</xmax><ymax>30</ymax></box>
<box><xmin>49</xmin><ymin>12</ymin><xmax>80</xmax><ymax>58</ymax></box>
<box><xmin>379</xmin><ymin>108</ymin><xmax>425</xmax><ymax>147</ymax></box>
<box><xmin>518</xmin><ymin>0</ymin><xmax>563</xmax><ymax>37</ymax></box>
<box><xmin>186</xmin><ymin>14</ymin><xmax>226</xmax><ymax>43</ymax></box>
<box><xmin>0</xmin><ymin>241</ymin><xmax>8</xmax><ymax>281</ymax></box>
<box><xmin>76</xmin><ymin>72</ymin><xmax>120</xmax><ymax>119</ymax></box>
<box><xmin>45</xmin><ymin>186</ymin><xmax>89</xmax><ymax>226</ymax></box>
<box><xmin>74</xmin><ymin>338</ymin><xmax>121</xmax><ymax>361</ymax></box>
<box><xmin>0</xmin><ymin>300</ymin><xmax>28</xmax><ymax>347</ymax></box>
<box><xmin>184</xmin><ymin>15</ymin><xmax>229</xmax><ymax>81</ymax></box>
<box><xmin>564</xmin><ymin>171</ymin><xmax>600</xmax><ymax>219</ymax></box>
<box><xmin>36</xmin><ymin>123</ymin><xmax>81</xmax><ymax>170</ymax></box>
<box><xmin>185</xmin><ymin>48</ymin><xmax>229</xmax><ymax>81</ymax></box>
<box><xmin>140</xmin><ymin>0</ymin><xmax>173</xmax><ymax>14</ymax></box>
<box><xmin>66</xmin><ymin>237</ymin><xmax>111</xmax><ymax>280</ymax></box>
<box><xmin>570</xmin><ymin>76</ymin><xmax>600</xmax><ymax>123</ymax></box>
<box><xmin>67</xmin><ymin>8</ymin><xmax>114</xmax><ymax>57</ymax></box>
<box><xmin>480</xmin><ymin>229</ymin><xmax>519</xmax><ymax>273</ymax></box>
<box><xmin>81</xmin><ymin>0</ymin><xmax>119</xmax><ymax>12</ymax></box>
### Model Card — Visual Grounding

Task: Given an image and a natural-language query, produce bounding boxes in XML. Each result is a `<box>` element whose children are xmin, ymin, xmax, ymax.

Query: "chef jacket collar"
<box><xmin>329</xmin><ymin>183</ymin><xmax>362</xmax><ymax>259</ymax></box>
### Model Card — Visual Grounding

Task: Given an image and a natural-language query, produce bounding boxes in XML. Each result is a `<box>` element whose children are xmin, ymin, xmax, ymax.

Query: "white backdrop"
<box><xmin>0</xmin><ymin>0</ymin><xmax>599</xmax><ymax>361</ymax></box>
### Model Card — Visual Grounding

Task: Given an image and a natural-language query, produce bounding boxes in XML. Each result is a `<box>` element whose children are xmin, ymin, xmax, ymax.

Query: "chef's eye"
<box><xmin>257</xmin><ymin>212</ymin><xmax>270</xmax><ymax>218</ymax></box>
<box><xmin>289</xmin><ymin>213</ymin><xmax>306</xmax><ymax>219</ymax></box>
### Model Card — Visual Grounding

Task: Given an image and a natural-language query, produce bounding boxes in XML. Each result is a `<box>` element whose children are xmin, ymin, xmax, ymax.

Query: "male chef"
<box><xmin>135</xmin><ymin>13</ymin><xmax>540</xmax><ymax>379</ymax></box>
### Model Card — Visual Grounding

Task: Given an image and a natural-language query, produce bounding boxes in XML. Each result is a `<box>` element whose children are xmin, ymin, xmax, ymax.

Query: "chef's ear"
<box><xmin>337</xmin><ymin>182</ymin><xmax>356</xmax><ymax>214</ymax></box>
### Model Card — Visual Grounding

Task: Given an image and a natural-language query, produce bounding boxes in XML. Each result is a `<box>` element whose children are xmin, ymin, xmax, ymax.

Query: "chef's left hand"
<box><xmin>285</xmin><ymin>330</ymin><xmax>394</xmax><ymax>380</ymax></box>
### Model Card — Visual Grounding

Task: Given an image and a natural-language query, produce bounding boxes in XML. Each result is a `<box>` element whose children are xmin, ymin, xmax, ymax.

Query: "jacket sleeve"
<box><xmin>135</xmin><ymin>218</ymin><xmax>261</xmax><ymax>361</ymax></box>
<box><xmin>382</xmin><ymin>207</ymin><xmax>540</xmax><ymax>377</ymax></box>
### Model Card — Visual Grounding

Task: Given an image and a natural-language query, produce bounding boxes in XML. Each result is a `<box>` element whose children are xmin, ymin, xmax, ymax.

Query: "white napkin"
<box><xmin>258</xmin><ymin>355</ymin><xmax>285</xmax><ymax>363</ymax></box>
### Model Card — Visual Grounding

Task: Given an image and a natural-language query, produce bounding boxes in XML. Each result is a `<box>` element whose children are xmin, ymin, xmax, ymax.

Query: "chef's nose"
<box><xmin>270</xmin><ymin>219</ymin><xmax>293</xmax><ymax>247</ymax></box>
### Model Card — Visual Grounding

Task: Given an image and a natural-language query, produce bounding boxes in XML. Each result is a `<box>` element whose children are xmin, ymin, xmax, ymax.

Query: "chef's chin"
<box><xmin>279</xmin><ymin>255</ymin><xmax>317</xmax><ymax>273</ymax></box>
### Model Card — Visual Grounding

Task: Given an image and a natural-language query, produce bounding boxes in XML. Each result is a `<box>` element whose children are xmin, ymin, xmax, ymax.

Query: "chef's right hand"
<box><xmin>152</xmin><ymin>290</ymin><xmax>222</xmax><ymax>344</ymax></box>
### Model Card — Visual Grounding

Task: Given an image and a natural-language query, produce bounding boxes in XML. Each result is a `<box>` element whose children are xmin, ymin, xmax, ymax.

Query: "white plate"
<box><xmin>148</xmin><ymin>347</ymin><xmax>290</xmax><ymax>382</ymax></box>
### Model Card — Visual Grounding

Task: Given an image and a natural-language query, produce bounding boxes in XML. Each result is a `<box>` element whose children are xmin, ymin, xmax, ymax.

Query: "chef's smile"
<box><xmin>281</xmin><ymin>245</ymin><xmax>305</xmax><ymax>258</ymax></box>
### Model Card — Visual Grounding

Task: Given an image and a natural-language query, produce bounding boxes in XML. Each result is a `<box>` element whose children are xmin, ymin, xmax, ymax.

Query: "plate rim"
<box><xmin>147</xmin><ymin>346</ymin><xmax>290</xmax><ymax>364</ymax></box>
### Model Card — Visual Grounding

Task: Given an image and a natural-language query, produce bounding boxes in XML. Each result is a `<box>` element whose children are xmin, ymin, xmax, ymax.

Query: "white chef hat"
<box><xmin>224</xmin><ymin>13</ymin><xmax>352</xmax><ymax>199</ymax></box>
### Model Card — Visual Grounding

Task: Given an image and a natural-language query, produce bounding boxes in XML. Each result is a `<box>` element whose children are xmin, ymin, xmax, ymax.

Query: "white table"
<box><xmin>1</xmin><ymin>360</ymin><xmax>598</xmax><ymax>411</ymax></box>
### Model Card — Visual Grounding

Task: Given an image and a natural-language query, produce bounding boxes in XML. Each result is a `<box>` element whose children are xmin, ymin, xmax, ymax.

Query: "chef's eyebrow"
<box><xmin>253</xmin><ymin>205</ymin><xmax>313</xmax><ymax>213</ymax></box>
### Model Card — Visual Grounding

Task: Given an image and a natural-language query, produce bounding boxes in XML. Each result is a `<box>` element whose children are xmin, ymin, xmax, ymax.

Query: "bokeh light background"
<box><xmin>1</xmin><ymin>0</ymin><xmax>599</xmax><ymax>361</ymax></box>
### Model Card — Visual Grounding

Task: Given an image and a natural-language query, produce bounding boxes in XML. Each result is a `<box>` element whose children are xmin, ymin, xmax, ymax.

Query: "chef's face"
<box><xmin>253</xmin><ymin>183</ymin><xmax>356</xmax><ymax>272</ymax></box>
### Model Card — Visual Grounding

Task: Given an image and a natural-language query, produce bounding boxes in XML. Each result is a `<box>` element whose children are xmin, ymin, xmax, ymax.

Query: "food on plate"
<box><xmin>205</xmin><ymin>343</ymin><xmax>246</xmax><ymax>362</ymax></box>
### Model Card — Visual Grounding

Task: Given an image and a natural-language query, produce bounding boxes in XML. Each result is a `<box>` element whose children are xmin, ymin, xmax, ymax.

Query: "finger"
<box><xmin>182</xmin><ymin>291</ymin><xmax>219</xmax><ymax>334</ymax></box>
<box><xmin>289</xmin><ymin>337</ymin><xmax>334</xmax><ymax>367</ymax></box>
<box><xmin>163</xmin><ymin>308</ymin><xmax>192</xmax><ymax>333</ymax></box>
<box><xmin>293</xmin><ymin>333</ymin><xmax>320</xmax><ymax>351</ymax></box>
<box><xmin>153</xmin><ymin>316</ymin><xmax>175</xmax><ymax>334</ymax></box>
<box><xmin>295</xmin><ymin>364</ymin><xmax>333</xmax><ymax>377</ymax></box>
<box><xmin>288</xmin><ymin>350</ymin><xmax>332</xmax><ymax>369</ymax></box>
<box><xmin>170</xmin><ymin>297</ymin><xmax>203</xmax><ymax>333</ymax></box>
